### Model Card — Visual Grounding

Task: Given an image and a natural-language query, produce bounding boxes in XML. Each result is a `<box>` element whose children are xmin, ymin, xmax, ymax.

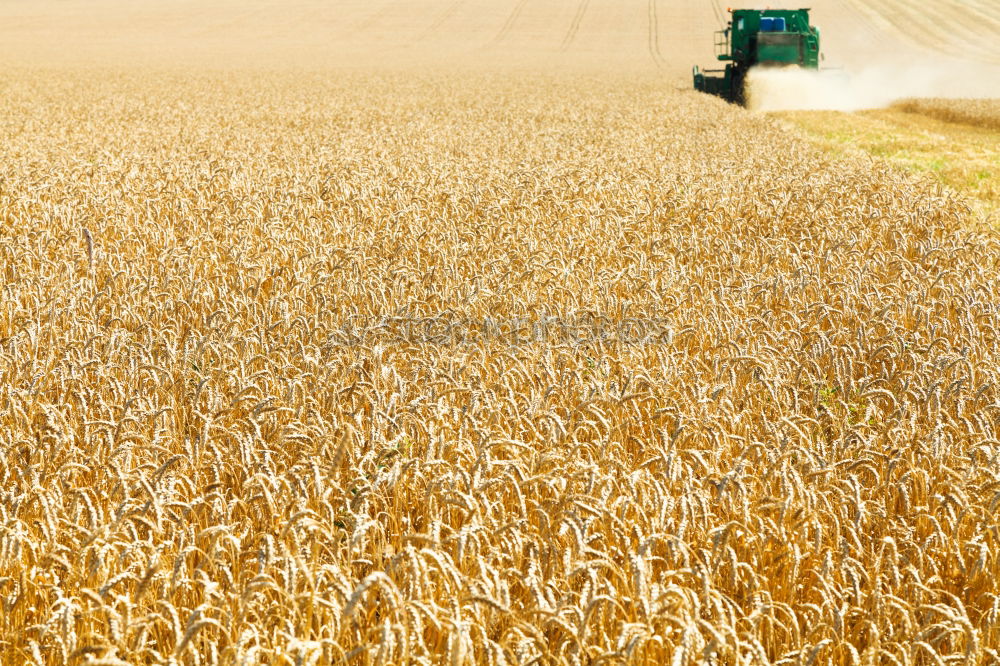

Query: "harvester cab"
<box><xmin>693</xmin><ymin>8</ymin><xmax>820</xmax><ymax>105</ymax></box>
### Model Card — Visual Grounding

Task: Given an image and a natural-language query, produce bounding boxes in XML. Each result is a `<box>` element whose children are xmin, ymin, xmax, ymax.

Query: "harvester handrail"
<box><xmin>714</xmin><ymin>29</ymin><xmax>730</xmax><ymax>59</ymax></box>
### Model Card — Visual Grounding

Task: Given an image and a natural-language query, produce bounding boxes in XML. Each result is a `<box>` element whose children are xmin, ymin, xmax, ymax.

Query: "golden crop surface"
<box><xmin>840</xmin><ymin>0</ymin><xmax>1000</xmax><ymax>66</ymax></box>
<box><xmin>2</xmin><ymin>66</ymin><xmax>1000</xmax><ymax>665</ymax></box>
<box><xmin>893</xmin><ymin>99</ymin><xmax>1000</xmax><ymax>132</ymax></box>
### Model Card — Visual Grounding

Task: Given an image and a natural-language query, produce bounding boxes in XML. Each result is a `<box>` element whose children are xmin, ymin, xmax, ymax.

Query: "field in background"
<box><xmin>843</xmin><ymin>0</ymin><xmax>1000</xmax><ymax>66</ymax></box>
<box><xmin>3</xmin><ymin>1</ymin><xmax>1000</xmax><ymax>664</ymax></box>
<box><xmin>0</xmin><ymin>0</ymin><xmax>996</xmax><ymax>74</ymax></box>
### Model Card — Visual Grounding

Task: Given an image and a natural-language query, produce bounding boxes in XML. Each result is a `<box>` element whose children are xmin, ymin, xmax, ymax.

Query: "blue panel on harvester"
<box><xmin>760</xmin><ymin>17</ymin><xmax>774</xmax><ymax>31</ymax></box>
<box><xmin>773</xmin><ymin>17</ymin><xmax>786</xmax><ymax>31</ymax></box>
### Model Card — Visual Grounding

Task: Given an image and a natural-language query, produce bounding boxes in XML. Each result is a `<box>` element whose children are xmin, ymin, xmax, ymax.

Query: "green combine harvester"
<box><xmin>693</xmin><ymin>8</ymin><xmax>820</xmax><ymax>105</ymax></box>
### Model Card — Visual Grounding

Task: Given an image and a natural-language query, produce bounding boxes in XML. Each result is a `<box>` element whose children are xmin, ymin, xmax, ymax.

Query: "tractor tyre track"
<box><xmin>493</xmin><ymin>0</ymin><xmax>530</xmax><ymax>45</ymax></box>
<box><xmin>357</xmin><ymin>1</ymin><xmax>397</xmax><ymax>33</ymax></box>
<box><xmin>647</xmin><ymin>0</ymin><xmax>663</xmax><ymax>68</ymax></box>
<box><xmin>561</xmin><ymin>0</ymin><xmax>590</xmax><ymax>51</ymax></box>
<box><xmin>416</xmin><ymin>0</ymin><xmax>465</xmax><ymax>43</ymax></box>
<box><xmin>710</xmin><ymin>0</ymin><xmax>725</xmax><ymax>26</ymax></box>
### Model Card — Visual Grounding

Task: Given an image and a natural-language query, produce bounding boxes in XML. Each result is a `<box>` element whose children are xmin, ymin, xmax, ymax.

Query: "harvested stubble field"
<box><xmin>3</xmin><ymin>66</ymin><xmax>1000</xmax><ymax>665</ymax></box>
<box><xmin>775</xmin><ymin>101</ymin><xmax>1000</xmax><ymax>225</ymax></box>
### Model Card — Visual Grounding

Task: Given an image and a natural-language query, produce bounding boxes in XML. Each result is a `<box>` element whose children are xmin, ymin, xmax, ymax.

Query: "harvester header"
<box><xmin>693</xmin><ymin>8</ymin><xmax>820</xmax><ymax>105</ymax></box>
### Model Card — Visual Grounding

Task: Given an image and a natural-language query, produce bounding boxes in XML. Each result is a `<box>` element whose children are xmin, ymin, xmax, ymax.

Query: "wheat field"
<box><xmin>2</xmin><ymin>2</ymin><xmax>1000</xmax><ymax>665</ymax></box>
<box><xmin>0</xmin><ymin>0</ymin><xmax>995</xmax><ymax>71</ymax></box>
<box><xmin>842</xmin><ymin>0</ymin><xmax>1000</xmax><ymax>66</ymax></box>
<box><xmin>892</xmin><ymin>99</ymin><xmax>1000</xmax><ymax>131</ymax></box>
<box><xmin>4</xmin><ymin>66</ymin><xmax>1000</xmax><ymax>666</ymax></box>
